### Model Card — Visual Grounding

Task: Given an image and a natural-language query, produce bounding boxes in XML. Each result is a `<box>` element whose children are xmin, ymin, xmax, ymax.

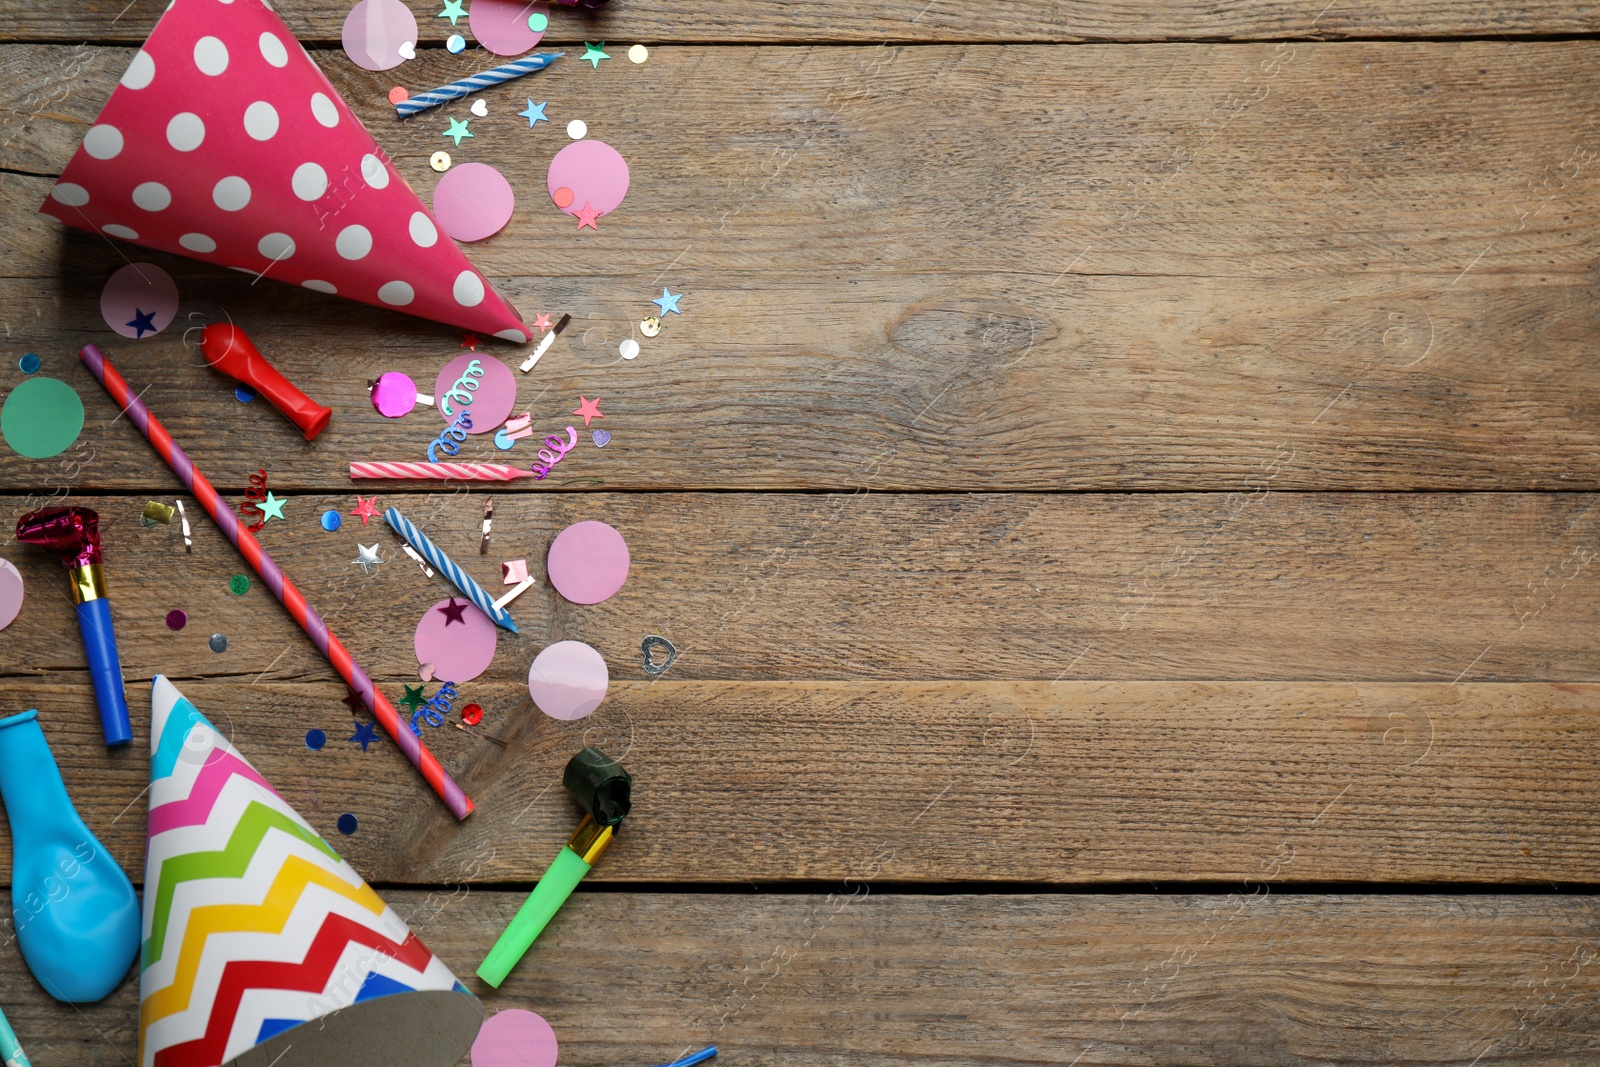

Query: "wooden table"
<box><xmin>2</xmin><ymin>1</ymin><xmax>1599</xmax><ymax>1063</ymax></box>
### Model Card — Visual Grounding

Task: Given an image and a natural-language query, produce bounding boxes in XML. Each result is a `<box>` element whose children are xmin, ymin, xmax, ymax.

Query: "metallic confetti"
<box><xmin>305</xmin><ymin>729</ymin><xmax>326</xmax><ymax>750</ymax></box>
<box><xmin>228</xmin><ymin>574</ymin><xmax>250</xmax><ymax>596</ymax></box>
<box><xmin>402</xmin><ymin>543</ymin><xmax>435</xmax><ymax>577</ymax></box>
<box><xmin>18</xmin><ymin>353</ymin><xmax>40</xmax><ymax>374</ymax></box>
<box><xmin>337</xmin><ymin>813</ymin><xmax>359</xmax><ymax>835</ymax></box>
<box><xmin>591</xmin><ymin>429</ymin><xmax>611</xmax><ymax>447</ymax></box>
<box><xmin>480</xmin><ymin>497</ymin><xmax>494</xmax><ymax>553</ymax></box>
<box><xmin>641</xmin><ymin>634</ymin><xmax>678</xmax><ymax>675</ymax></box>
<box><xmin>353</xmin><ymin>543</ymin><xmax>384</xmax><ymax>575</ymax></box>
<box><xmin>460</xmin><ymin>702</ymin><xmax>483</xmax><ymax>725</ymax></box>
<box><xmin>208</xmin><ymin>633</ymin><xmax>228</xmax><ymax>653</ymax></box>
<box><xmin>431</xmin><ymin>150</ymin><xmax>453</xmax><ymax>171</ymax></box>
<box><xmin>640</xmin><ymin>316</ymin><xmax>660</xmax><ymax>337</ymax></box>
<box><xmin>165</xmin><ymin>609</ymin><xmax>187</xmax><ymax>631</ymax></box>
<box><xmin>321</xmin><ymin>509</ymin><xmax>343</xmax><ymax>531</ymax></box>
<box><xmin>176</xmin><ymin>499</ymin><xmax>192</xmax><ymax>552</ymax></box>
<box><xmin>143</xmin><ymin>501</ymin><xmax>176</xmax><ymax>524</ymax></box>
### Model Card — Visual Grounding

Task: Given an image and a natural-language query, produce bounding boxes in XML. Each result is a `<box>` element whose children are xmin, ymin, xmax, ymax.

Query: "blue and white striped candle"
<box><xmin>395</xmin><ymin>52</ymin><xmax>564</xmax><ymax>118</ymax></box>
<box><xmin>385</xmin><ymin>506</ymin><xmax>520</xmax><ymax>633</ymax></box>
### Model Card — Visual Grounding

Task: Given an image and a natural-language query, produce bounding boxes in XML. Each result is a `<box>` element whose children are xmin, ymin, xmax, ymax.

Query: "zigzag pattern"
<box><xmin>143</xmin><ymin>798</ymin><xmax>342</xmax><ymax>969</ymax></box>
<box><xmin>141</xmin><ymin>676</ymin><xmax>468</xmax><ymax>1067</ymax></box>
<box><xmin>151</xmin><ymin>912</ymin><xmax>431</xmax><ymax>1067</ymax></box>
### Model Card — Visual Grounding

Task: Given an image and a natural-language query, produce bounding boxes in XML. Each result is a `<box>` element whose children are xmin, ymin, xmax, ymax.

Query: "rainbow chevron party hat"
<box><xmin>141</xmin><ymin>676</ymin><xmax>481</xmax><ymax>1067</ymax></box>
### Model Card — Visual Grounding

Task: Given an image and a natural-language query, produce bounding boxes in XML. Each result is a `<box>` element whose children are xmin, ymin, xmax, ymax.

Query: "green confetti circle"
<box><xmin>228</xmin><ymin>574</ymin><xmax>250</xmax><ymax>596</ymax></box>
<box><xmin>1</xmin><ymin>377</ymin><xmax>84</xmax><ymax>459</ymax></box>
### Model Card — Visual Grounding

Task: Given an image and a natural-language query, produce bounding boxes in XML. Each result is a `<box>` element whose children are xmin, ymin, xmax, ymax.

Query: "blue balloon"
<box><xmin>0</xmin><ymin>710</ymin><xmax>139</xmax><ymax>1002</ymax></box>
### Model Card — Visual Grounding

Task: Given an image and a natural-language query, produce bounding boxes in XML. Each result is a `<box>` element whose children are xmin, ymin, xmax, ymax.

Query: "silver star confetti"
<box><xmin>352</xmin><ymin>543</ymin><xmax>384</xmax><ymax>575</ymax></box>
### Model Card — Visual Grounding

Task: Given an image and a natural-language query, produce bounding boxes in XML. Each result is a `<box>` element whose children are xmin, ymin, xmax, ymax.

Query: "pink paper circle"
<box><xmin>528</xmin><ymin>641</ymin><xmax>608</xmax><ymax>721</ymax></box>
<box><xmin>342</xmin><ymin>0</ymin><xmax>417</xmax><ymax>72</ymax></box>
<box><xmin>414</xmin><ymin>597</ymin><xmax>498</xmax><ymax>683</ymax></box>
<box><xmin>434</xmin><ymin>354</ymin><xmax>517</xmax><ymax>433</ymax></box>
<box><xmin>547</xmin><ymin>520</ymin><xmax>629</xmax><ymax>604</ymax></box>
<box><xmin>546</xmin><ymin>140</ymin><xmax>630</xmax><ymax>218</ymax></box>
<box><xmin>468</xmin><ymin>0</ymin><xmax>549</xmax><ymax>56</ymax></box>
<box><xmin>0</xmin><ymin>559</ymin><xmax>23</xmax><ymax>631</ymax></box>
<box><xmin>101</xmin><ymin>263</ymin><xmax>178</xmax><ymax>339</ymax></box>
<box><xmin>472</xmin><ymin>1009</ymin><xmax>558</xmax><ymax>1067</ymax></box>
<box><xmin>372</xmin><ymin>372</ymin><xmax>418</xmax><ymax>418</ymax></box>
<box><xmin>433</xmin><ymin>162</ymin><xmax>516</xmax><ymax>242</ymax></box>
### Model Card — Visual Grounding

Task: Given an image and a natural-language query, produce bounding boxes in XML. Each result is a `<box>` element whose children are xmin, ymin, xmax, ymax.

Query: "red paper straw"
<box><xmin>80</xmin><ymin>345</ymin><xmax>474</xmax><ymax>821</ymax></box>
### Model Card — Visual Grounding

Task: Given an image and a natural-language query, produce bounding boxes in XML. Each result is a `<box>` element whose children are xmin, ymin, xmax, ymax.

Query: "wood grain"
<box><xmin>2</xmin><ymin>0</ymin><xmax>1597</xmax><ymax>44</ymax></box>
<box><xmin>4</xmin><ymin>891</ymin><xmax>1600</xmax><ymax>1067</ymax></box>
<box><xmin>3</xmin><ymin>492</ymin><xmax>1597</xmax><ymax>687</ymax></box>
<box><xmin>3</xmin><ymin>41</ymin><xmax>1597</xmax><ymax>491</ymax></box>
<box><xmin>5</xmin><ymin>678</ymin><xmax>1597</xmax><ymax>885</ymax></box>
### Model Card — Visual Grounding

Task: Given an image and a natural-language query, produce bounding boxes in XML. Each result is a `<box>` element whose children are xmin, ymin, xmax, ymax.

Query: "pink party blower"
<box><xmin>14</xmin><ymin>508</ymin><xmax>132</xmax><ymax>746</ymax></box>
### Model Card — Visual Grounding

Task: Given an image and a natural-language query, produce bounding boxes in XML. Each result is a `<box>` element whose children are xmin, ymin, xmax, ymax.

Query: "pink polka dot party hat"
<box><xmin>39</xmin><ymin>0</ymin><xmax>534</xmax><ymax>343</ymax></box>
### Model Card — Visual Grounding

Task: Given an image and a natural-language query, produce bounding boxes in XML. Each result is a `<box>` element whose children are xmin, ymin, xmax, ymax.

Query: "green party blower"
<box><xmin>477</xmin><ymin>748</ymin><xmax>632</xmax><ymax>987</ymax></box>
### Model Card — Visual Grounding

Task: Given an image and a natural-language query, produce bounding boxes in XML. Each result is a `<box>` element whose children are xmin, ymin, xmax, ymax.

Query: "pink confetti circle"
<box><xmin>433</xmin><ymin>162</ymin><xmax>516</xmax><ymax>243</ymax></box>
<box><xmin>528</xmin><ymin>641</ymin><xmax>608</xmax><ymax>721</ymax></box>
<box><xmin>342</xmin><ymin>0</ymin><xmax>417</xmax><ymax>72</ymax></box>
<box><xmin>471</xmin><ymin>1009</ymin><xmax>558</xmax><ymax>1067</ymax></box>
<box><xmin>0</xmin><ymin>559</ymin><xmax>23</xmax><ymax>631</ymax></box>
<box><xmin>434</xmin><ymin>353</ymin><xmax>517</xmax><ymax>433</ymax></box>
<box><xmin>546</xmin><ymin>140</ymin><xmax>630</xmax><ymax>218</ymax></box>
<box><xmin>101</xmin><ymin>263</ymin><xmax>178</xmax><ymax>339</ymax></box>
<box><xmin>467</xmin><ymin>0</ymin><xmax>549</xmax><ymax>57</ymax></box>
<box><xmin>414</xmin><ymin>597</ymin><xmax>498</xmax><ymax>684</ymax></box>
<box><xmin>546</xmin><ymin>520</ymin><xmax>629</xmax><ymax>604</ymax></box>
<box><xmin>371</xmin><ymin>371</ymin><xmax>418</xmax><ymax>418</ymax></box>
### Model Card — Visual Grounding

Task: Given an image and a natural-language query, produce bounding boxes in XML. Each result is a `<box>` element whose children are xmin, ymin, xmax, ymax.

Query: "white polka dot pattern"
<box><xmin>243</xmin><ymin>101</ymin><xmax>279</xmax><ymax>141</ymax></box>
<box><xmin>167</xmin><ymin>112</ymin><xmax>205</xmax><ymax>152</ymax></box>
<box><xmin>133</xmin><ymin>182</ymin><xmax>172</xmax><ymax>211</ymax></box>
<box><xmin>121</xmin><ymin>50</ymin><xmax>156</xmax><ymax>90</ymax></box>
<box><xmin>291</xmin><ymin>162</ymin><xmax>328</xmax><ymax>201</ymax></box>
<box><xmin>194</xmin><ymin>36</ymin><xmax>229</xmax><ymax>76</ymax></box>
<box><xmin>360</xmin><ymin>153</ymin><xmax>389</xmax><ymax>189</ymax></box>
<box><xmin>257</xmin><ymin>232</ymin><xmax>296</xmax><ymax>260</ymax></box>
<box><xmin>377</xmin><ymin>281</ymin><xmax>415</xmax><ymax>306</ymax></box>
<box><xmin>259</xmin><ymin>32</ymin><xmax>288</xmax><ymax>67</ymax></box>
<box><xmin>41</xmin><ymin>0</ymin><xmax>532</xmax><ymax>342</ymax></box>
<box><xmin>453</xmin><ymin>271</ymin><xmax>485</xmax><ymax>307</ymax></box>
<box><xmin>335</xmin><ymin>224</ymin><xmax>372</xmax><ymax>260</ymax></box>
<box><xmin>83</xmin><ymin>125</ymin><xmax>123</xmax><ymax>160</ymax></box>
<box><xmin>408</xmin><ymin>211</ymin><xmax>438</xmax><ymax>247</ymax></box>
<box><xmin>310</xmin><ymin>93</ymin><xmax>339</xmax><ymax>128</ymax></box>
<box><xmin>213</xmin><ymin>176</ymin><xmax>251</xmax><ymax>211</ymax></box>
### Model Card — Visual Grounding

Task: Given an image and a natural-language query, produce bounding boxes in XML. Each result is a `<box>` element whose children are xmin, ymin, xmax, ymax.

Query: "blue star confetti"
<box><xmin>348</xmin><ymin>720</ymin><xmax>381</xmax><ymax>752</ymax></box>
<box><xmin>519</xmin><ymin>100</ymin><xmax>548</xmax><ymax>127</ymax></box>
<box><xmin>653</xmin><ymin>288</ymin><xmax>684</xmax><ymax>316</ymax></box>
<box><xmin>126</xmin><ymin>308</ymin><xmax>158</xmax><ymax>338</ymax></box>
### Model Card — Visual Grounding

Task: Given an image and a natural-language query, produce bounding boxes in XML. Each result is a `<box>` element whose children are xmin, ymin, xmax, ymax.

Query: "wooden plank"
<box><xmin>5</xmin><ymin>891</ymin><xmax>1600</xmax><ymax>1066</ymax></box>
<box><xmin>2</xmin><ymin>0</ymin><xmax>1596</xmax><ymax>45</ymax></box>
<box><xmin>6</xmin><ymin>679</ymin><xmax>1599</xmax><ymax>884</ymax></box>
<box><xmin>2</xmin><ymin>42</ymin><xmax>1597</xmax><ymax>490</ymax></box>
<box><xmin>2</xmin><ymin>492</ymin><xmax>1597</xmax><ymax>687</ymax></box>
